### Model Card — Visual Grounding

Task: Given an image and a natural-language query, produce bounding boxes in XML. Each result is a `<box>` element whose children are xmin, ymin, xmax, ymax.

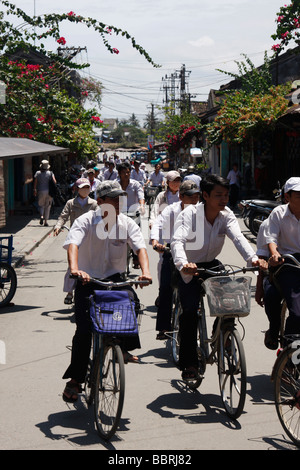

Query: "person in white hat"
<box><xmin>149</xmin><ymin>170</ymin><xmax>181</xmax><ymax>228</ymax></box>
<box><xmin>266</xmin><ymin>176</ymin><xmax>300</xmax><ymax>338</ymax></box>
<box><xmin>33</xmin><ymin>160</ymin><xmax>56</xmax><ymax>226</ymax></box>
<box><xmin>53</xmin><ymin>178</ymin><xmax>98</xmax><ymax>305</ymax></box>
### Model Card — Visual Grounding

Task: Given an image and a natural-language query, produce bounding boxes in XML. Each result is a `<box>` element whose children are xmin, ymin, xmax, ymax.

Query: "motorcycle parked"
<box><xmin>238</xmin><ymin>185</ymin><xmax>283</xmax><ymax>237</ymax></box>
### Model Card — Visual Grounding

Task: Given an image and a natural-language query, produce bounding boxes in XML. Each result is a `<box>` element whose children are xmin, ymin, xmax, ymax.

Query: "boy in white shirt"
<box><xmin>171</xmin><ymin>174</ymin><xmax>266</xmax><ymax>380</ymax></box>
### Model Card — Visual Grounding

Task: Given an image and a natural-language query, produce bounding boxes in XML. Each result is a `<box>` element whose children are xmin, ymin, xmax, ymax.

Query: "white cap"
<box><xmin>284</xmin><ymin>177</ymin><xmax>300</xmax><ymax>193</ymax></box>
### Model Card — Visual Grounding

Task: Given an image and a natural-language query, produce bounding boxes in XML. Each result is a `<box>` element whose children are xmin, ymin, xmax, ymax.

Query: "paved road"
<box><xmin>0</xmin><ymin>213</ymin><xmax>297</xmax><ymax>451</ymax></box>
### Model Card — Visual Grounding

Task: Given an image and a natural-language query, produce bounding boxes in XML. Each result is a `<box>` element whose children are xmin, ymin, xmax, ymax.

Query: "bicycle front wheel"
<box><xmin>94</xmin><ymin>343</ymin><xmax>125</xmax><ymax>440</ymax></box>
<box><xmin>0</xmin><ymin>262</ymin><xmax>17</xmax><ymax>307</ymax></box>
<box><xmin>218</xmin><ymin>327</ymin><xmax>247</xmax><ymax>420</ymax></box>
<box><xmin>274</xmin><ymin>343</ymin><xmax>300</xmax><ymax>447</ymax></box>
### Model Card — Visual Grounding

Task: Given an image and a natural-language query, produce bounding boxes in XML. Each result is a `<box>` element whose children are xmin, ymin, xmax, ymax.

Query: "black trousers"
<box><xmin>63</xmin><ymin>274</ymin><xmax>141</xmax><ymax>383</ymax></box>
<box><xmin>156</xmin><ymin>250</ymin><xmax>175</xmax><ymax>332</ymax></box>
<box><xmin>178</xmin><ymin>259</ymin><xmax>222</xmax><ymax>371</ymax></box>
<box><xmin>273</xmin><ymin>254</ymin><xmax>300</xmax><ymax>336</ymax></box>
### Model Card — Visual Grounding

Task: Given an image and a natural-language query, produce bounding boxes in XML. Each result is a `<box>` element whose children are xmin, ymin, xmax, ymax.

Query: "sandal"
<box><xmin>156</xmin><ymin>331</ymin><xmax>168</xmax><ymax>340</ymax></box>
<box><xmin>64</xmin><ymin>294</ymin><xmax>73</xmax><ymax>305</ymax></box>
<box><xmin>264</xmin><ymin>329</ymin><xmax>278</xmax><ymax>350</ymax></box>
<box><xmin>123</xmin><ymin>351</ymin><xmax>140</xmax><ymax>364</ymax></box>
<box><xmin>182</xmin><ymin>366</ymin><xmax>199</xmax><ymax>381</ymax></box>
<box><xmin>62</xmin><ymin>380</ymin><xmax>82</xmax><ymax>403</ymax></box>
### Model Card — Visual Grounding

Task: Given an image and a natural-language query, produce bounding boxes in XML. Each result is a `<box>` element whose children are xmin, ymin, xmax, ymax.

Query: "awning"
<box><xmin>0</xmin><ymin>137</ymin><xmax>69</xmax><ymax>160</ymax></box>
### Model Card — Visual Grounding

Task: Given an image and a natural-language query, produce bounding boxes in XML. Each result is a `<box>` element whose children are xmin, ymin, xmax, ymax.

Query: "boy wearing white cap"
<box><xmin>266</xmin><ymin>176</ymin><xmax>300</xmax><ymax>336</ymax></box>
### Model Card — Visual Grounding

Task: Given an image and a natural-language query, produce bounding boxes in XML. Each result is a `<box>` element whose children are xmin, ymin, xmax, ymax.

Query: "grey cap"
<box><xmin>96</xmin><ymin>180</ymin><xmax>127</xmax><ymax>199</ymax></box>
<box><xmin>180</xmin><ymin>179</ymin><xmax>200</xmax><ymax>195</ymax></box>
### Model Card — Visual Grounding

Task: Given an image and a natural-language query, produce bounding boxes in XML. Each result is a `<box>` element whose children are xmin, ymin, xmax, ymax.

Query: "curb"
<box><xmin>12</xmin><ymin>226</ymin><xmax>54</xmax><ymax>269</ymax></box>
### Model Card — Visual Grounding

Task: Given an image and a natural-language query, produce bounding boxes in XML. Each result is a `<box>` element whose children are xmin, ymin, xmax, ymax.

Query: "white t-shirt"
<box><xmin>63</xmin><ymin>209</ymin><xmax>146</xmax><ymax>279</ymax></box>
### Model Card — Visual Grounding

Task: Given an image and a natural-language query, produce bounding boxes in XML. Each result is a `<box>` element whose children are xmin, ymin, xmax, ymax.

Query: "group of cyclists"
<box><xmin>55</xmin><ymin>156</ymin><xmax>300</xmax><ymax>403</ymax></box>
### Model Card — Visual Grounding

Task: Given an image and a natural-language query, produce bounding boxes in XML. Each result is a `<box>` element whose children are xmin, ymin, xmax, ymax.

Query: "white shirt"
<box><xmin>171</xmin><ymin>202</ymin><xmax>257</xmax><ymax>283</ymax></box>
<box><xmin>266</xmin><ymin>204</ymin><xmax>300</xmax><ymax>254</ymax></box>
<box><xmin>131</xmin><ymin>168</ymin><xmax>146</xmax><ymax>185</ymax></box>
<box><xmin>103</xmin><ymin>168</ymin><xmax>118</xmax><ymax>180</ymax></box>
<box><xmin>256</xmin><ymin>219</ymin><xmax>270</xmax><ymax>258</ymax></box>
<box><xmin>63</xmin><ymin>209</ymin><xmax>146</xmax><ymax>279</ymax></box>
<box><xmin>149</xmin><ymin>171</ymin><xmax>164</xmax><ymax>186</ymax></box>
<box><xmin>183</xmin><ymin>174</ymin><xmax>201</xmax><ymax>188</ymax></box>
<box><xmin>151</xmin><ymin>201</ymin><xmax>182</xmax><ymax>243</ymax></box>
<box><xmin>119</xmin><ymin>179</ymin><xmax>145</xmax><ymax>213</ymax></box>
<box><xmin>227</xmin><ymin>169</ymin><xmax>241</xmax><ymax>187</ymax></box>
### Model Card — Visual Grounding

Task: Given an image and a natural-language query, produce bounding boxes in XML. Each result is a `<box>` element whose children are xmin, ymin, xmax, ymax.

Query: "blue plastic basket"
<box><xmin>89</xmin><ymin>290</ymin><xmax>140</xmax><ymax>335</ymax></box>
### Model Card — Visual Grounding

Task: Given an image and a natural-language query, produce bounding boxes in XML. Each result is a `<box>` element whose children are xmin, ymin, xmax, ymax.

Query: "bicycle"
<box><xmin>270</xmin><ymin>254</ymin><xmax>300</xmax><ymax>447</ymax></box>
<box><xmin>144</xmin><ymin>185</ymin><xmax>161</xmax><ymax>220</ymax></box>
<box><xmin>172</xmin><ymin>263</ymin><xmax>258</xmax><ymax>420</ymax></box>
<box><xmin>0</xmin><ymin>235</ymin><xmax>17</xmax><ymax>307</ymax></box>
<box><xmin>72</xmin><ymin>274</ymin><xmax>148</xmax><ymax>441</ymax></box>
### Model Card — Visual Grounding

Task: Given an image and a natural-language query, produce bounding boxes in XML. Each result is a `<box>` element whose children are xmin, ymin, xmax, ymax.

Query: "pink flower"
<box><xmin>281</xmin><ymin>31</ymin><xmax>289</xmax><ymax>40</ymax></box>
<box><xmin>91</xmin><ymin>116</ymin><xmax>103</xmax><ymax>123</ymax></box>
<box><xmin>67</xmin><ymin>11</ymin><xmax>76</xmax><ymax>17</ymax></box>
<box><xmin>112</xmin><ymin>48</ymin><xmax>119</xmax><ymax>54</ymax></box>
<box><xmin>272</xmin><ymin>44</ymin><xmax>281</xmax><ymax>51</ymax></box>
<box><xmin>57</xmin><ymin>37</ymin><xmax>66</xmax><ymax>45</ymax></box>
<box><xmin>277</xmin><ymin>15</ymin><xmax>284</xmax><ymax>23</ymax></box>
<box><xmin>106</xmin><ymin>27</ymin><xmax>112</xmax><ymax>35</ymax></box>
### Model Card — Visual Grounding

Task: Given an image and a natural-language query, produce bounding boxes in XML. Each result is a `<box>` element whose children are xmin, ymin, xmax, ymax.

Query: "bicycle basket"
<box><xmin>89</xmin><ymin>290</ymin><xmax>141</xmax><ymax>335</ymax></box>
<box><xmin>203</xmin><ymin>276</ymin><xmax>252</xmax><ymax>317</ymax></box>
<box><xmin>145</xmin><ymin>186</ymin><xmax>159</xmax><ymax>197</ymax></box>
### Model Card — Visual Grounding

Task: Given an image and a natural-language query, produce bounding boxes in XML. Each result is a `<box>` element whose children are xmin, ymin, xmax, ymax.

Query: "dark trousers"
<box><xmin>178</xmin><ymin>259</ymin><xmax>222</xmax><ymax>371</ymax></box>
<box><xmin>264</xmin><ymin>277</ymin><xmax>282</xmax><ymax>339</ymax></box>
<box><xmin>156</xmin><ymin>251</ymin><xmax>174</xmax><ymax>332</ymax></box>
<box><xmin>229</xmin><ymin>184</ymin><xmax>239</xmax><ymax>208</ymax></box>
<box><xmin>63</xmin><ymin>275</ymin><xmax>140</xmax><ymax>383</ymax></box>
<box><xmin>275</xmin><ymin>256</ymin><xmax>300</xmax><ymax>336</ymax></box>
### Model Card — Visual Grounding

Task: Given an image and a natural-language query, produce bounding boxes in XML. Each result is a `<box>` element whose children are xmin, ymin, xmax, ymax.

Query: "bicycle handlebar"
<box><xmin>153</xmin><ymin>245</ymin><xmax>171</xmax><ymax>253</ymax></box>
<box><xmin>197</xmin><ymin>266</ymin><xmax>259</xmax><ymax>276</ymax></box>
<box><xmin>70</xmin><ymin>274</ymin><xmax>152</xmax><ymax>287</ymax></box>
<box><xmin>272</xmin><ymin>253</ymin><xmax>300</xmax><ymax>277</ymax></box>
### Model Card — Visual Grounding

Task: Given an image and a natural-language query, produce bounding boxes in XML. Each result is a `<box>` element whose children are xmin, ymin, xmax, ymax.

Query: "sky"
<box><xmin>7</xmin><ymin>1</ymin><xmax>290</xmax><ymax>124</ymax></box>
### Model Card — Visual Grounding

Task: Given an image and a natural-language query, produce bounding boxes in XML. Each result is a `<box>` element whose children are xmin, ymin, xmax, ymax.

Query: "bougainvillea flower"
<box><xmin>57</xmin><ymin>37</ymin><xmax>66</xmax><ymax>45</ymax></box>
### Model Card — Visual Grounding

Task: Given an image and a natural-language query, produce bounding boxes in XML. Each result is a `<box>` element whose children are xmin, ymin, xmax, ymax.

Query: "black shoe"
<box><xmin>39</xmin><ymin>217</ymin><xmax>44</xmax><ymax>225</ymax></box>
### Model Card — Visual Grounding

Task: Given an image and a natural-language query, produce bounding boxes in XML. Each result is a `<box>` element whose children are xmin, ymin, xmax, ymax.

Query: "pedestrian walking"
<box><xmin>33</xmin><ymin>159</ymin><xmax>56</xmax><ymax>227</ymax></box>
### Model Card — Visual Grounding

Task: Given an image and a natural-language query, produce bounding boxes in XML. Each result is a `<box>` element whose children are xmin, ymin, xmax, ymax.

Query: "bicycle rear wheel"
<box><xmin>94</xmin><ymin>343</ymin><xmax>125</xmax><ymax>440</ymax></box>
<box><xmin>0</xmin><ymin>262</ymin><xmax>17</xmax><ymax>307</ymax></box>
<box><xmin>274</xmin><ymin>342</ymin><xmax>300</xmax><ymax>447</ymax></box>
<box><xmin>218</xmin><ymin>327</ymin><xmax>247</xmax><ymax>420</ymax></box>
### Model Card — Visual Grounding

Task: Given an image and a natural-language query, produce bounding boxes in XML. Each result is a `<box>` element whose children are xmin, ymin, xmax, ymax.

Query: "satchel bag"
<box><xmin>48</xmin><ymin>172</ymin><xmax>58</xmax><ymax>198</ymax></box>
<box><xmin>89</xmin><ymin>290</ymin><xmax>139</xmax><ymax>335</ymax></box>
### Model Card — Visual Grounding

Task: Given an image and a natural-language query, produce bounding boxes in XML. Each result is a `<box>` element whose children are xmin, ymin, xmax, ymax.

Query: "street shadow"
<box><xmin>147</xmin><ymin>379</ymin><xmax>241</xmax><ymax>430</ymax></box>
<box><xmin>248</xmin><ymin>433</ymin><xmax>299</xmax><ymax>450</ymax></box>
<box><xmin>138</xmin><ymin>345</ymin><xmax>175</xmax><ymax>368</ymax></box>
<box><xmin>247</xmin><ymin>373</ymin><xmax>275</xmax><ymax>405</ymax></box>
<box><xmin>0</xmin><ymin>303</ymin><xmax>41</xmax><ymax>314</ymax></box>
<box><xmin>36</xmin><ymin>397</ymin><xmax>128</xmax><ymax>448</ymax></box>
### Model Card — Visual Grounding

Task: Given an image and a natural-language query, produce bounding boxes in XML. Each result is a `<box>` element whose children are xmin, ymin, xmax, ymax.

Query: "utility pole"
<box><xmin>161</xmin><ymin>64</ymin><xmax>191</xmax><ymax>115</ymax></box>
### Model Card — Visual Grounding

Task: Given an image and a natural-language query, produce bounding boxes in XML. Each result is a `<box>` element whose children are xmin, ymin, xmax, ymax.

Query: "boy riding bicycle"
<box><xmin>62</xmin><ymin>181</ymin><xmax>152</xmax><ymax>402</ymax></box>
<box><xmin>171</xmin><ymin>174</ymin><xmax>266</xmax><ymax>381</ymax></box>
<box><xmin>266</xmin><ymin>176</ymin><xmax>300</xmax><ymax>338</ymax></box>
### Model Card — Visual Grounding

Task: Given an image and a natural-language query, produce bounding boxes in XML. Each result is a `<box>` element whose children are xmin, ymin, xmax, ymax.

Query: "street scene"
<box><xmin>1</xmin><ymin>0</ymin><xmax>300</xmax><ymax>454</ymax></box>
<box><xmin>0</xmin><ymin>162</ymin><xmax>297</xmax><ymax>451</ymax></box>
